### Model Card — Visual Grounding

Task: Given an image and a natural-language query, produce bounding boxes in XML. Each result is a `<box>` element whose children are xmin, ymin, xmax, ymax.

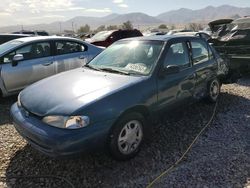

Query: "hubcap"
<box><xmin>118</xmin><ymin>120</ymin><xmax>143</xmax><ymax>155</ymax></box>
<box><xmin>210</xmin><ymin>80</ymin><xmax>219</xmax><ymax>100</ymax></box>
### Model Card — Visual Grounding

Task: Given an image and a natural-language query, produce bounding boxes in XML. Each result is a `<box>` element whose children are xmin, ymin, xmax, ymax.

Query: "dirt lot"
<box><xmin>0</xmin><ymin>78</ymin><xmax>249</xmax><ymax>188</ymax></box>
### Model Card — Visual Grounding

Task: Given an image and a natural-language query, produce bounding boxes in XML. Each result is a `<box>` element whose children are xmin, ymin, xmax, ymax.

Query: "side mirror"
<box><xmin>162</xmin><ymin>65</ymin><xmax>180</xmax><ymax>75</ymax></box>
<box><xmin>12</xmin><ymin>54</ymin><xmax>24</xmax><ymax>66</ymax></box>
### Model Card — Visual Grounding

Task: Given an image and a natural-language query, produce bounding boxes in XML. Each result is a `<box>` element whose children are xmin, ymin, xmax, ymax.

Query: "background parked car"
<box><xmin>0</xmin><ymin>34</ymin><xmax>30</xmax><ymax>45</ymax></box>
<box><xmin>173</xmin><ymin>31</ymin><xmax>211</xmax><ymax>41</ymax></box>
<box><xmin>209</xmin><ymin>17</ymin><xmax>250</xmax><ymax>78</ymax></box>
<box><xmin>0</xmin><ymin>36</ymin><xmax>103</xmax><ymax>97</ymax></box>
<box><xmin>11</xmin><ymin>36</ymin><xmax>231</xmax><ymax>161</ymax></box>
<box><xmin>12</xmin><ymin>30</ymin><xmax>49</xmax><ymax>36</ymax></box>
<box><xmin>86</xmin><ymin>29</ymin><xmax>143</xmax><ymax>47</ymax></box>
<box><xmin>167</xmin><ymin>29</ymin><xmax>193</xmax><ymax>35</ymax></box>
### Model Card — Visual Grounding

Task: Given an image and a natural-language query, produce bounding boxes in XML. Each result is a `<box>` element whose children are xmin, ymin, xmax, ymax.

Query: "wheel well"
<box><xmin>119</xmin><ymin>105</ymin><xmax>151</xmax><ymax>121</ymax></box>
<box><xmin>110</xmin><ymin>105</ymin><xmax>152</xmax><ymax>132</ymax></box>
<box><xmin>107</xmin><ymin>105</ymin><xmax>153</xmax><ymax>142</ymax></box>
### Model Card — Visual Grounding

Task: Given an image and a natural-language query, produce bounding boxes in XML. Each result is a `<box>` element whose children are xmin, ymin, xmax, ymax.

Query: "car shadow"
<box><xmin>0</xmin><ymin>95</ymin><xmax>17</xmax><ymax>126</ymax></box>
<box><xmin>4</xmin><ymin>92</ymin><xmax>250</xmax><ymax>188</ymax></box>
<box><xmin>237</xmin><ymin>75</ymin><xmax>250</xmax><ymax>87</ymax></box>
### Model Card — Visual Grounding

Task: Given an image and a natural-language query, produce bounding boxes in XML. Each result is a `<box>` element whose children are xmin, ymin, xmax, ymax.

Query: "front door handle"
<box><xmin>188</xmin><ymin>73</ymin><xmax>196</xmax><ymax>80</ymax></box>
<box><xmin>43</xmin><ymin>62</ymin><xmax>53</xmax><ymax>66</ymax></box>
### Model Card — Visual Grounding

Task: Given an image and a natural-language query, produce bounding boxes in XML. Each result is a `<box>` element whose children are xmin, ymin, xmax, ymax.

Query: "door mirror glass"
<box><xmin>12</xmin><ymin>54</ymin><xmax>24</xmax><ymax>66</ymax></box>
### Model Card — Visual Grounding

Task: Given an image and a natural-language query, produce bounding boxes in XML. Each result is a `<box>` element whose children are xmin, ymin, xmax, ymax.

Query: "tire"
<box><xmin>206</xmin><ymin>78</ymin><xmax>220</xmax><ymax>103</ymax></box>
<box><xmin>108</xmin><ymin>112</ymin><xmax>145</xmax><ymax>161</ymax></box>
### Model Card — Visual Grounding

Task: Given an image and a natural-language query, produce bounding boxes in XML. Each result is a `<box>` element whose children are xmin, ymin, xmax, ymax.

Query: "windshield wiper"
<box><xmin>99</xmin><ymin>68</ymin><xmax>130</xmax><ymax>75</ymax></box>
<box><xmin>84</xmin><ymin>64</ymin><xmax>101</xmax><ymax>71</ymax></box>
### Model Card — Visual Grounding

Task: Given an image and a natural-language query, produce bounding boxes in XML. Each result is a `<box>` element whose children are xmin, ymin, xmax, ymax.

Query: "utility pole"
<box><xmin>75</xmin><ymin>23</ymin><xmax>77</xmax><ymax>33</ymax></box>
<box><xmin>59</xmin><ymin>22</ymin><xmax>62</xmax><ymax>34</ymax></box>
<box><xmin>72</xmin><ymin>22</ymin><xmax>74</xmax><ymax>33</ymax></box>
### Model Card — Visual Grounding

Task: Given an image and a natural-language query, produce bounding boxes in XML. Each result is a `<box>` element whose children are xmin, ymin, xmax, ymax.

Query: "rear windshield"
<box><xmin>91</xmin><ymin>31</ymin><xmax>113</xmax><ymax>42</ymax></box>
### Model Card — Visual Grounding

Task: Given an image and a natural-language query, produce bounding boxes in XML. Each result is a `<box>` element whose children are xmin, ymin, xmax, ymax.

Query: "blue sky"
<box><xmin>0</xmin><ymin>0</ymin><xmax>249</xmax><ymax>26</ymax></box>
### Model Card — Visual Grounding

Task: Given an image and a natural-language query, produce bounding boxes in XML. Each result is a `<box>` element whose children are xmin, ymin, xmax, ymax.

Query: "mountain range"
<box><xmin>1</xmin><ymin>5</ymin><xmax>250</xmax><ymax>33</ymax></box>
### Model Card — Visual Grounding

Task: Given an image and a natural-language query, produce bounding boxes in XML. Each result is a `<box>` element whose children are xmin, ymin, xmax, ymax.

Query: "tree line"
<box><xmin>77</xmin><ymin>20</ymin><xmax>205</xmax><ymax>34</ymax></box>
<box><xmin>77</xmin><ymin>21</ymin><xmax>133</xmax><ymax>33</ymax></box>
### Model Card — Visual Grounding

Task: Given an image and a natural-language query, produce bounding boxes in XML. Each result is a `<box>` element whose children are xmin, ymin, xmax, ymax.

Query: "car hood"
<box><xmin>20</xmin><ymin>68</ymin><xmax>144</xmax><ymax>116</ymax></box>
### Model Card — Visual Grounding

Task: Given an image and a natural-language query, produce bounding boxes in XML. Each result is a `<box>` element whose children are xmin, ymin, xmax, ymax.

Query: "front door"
<box><xmin>157</xmin><ymin>41</ymin><xmax>196</xmax><ymax>111</ymax></box>
<box><xmin>0</xmin><ymin>41</ymin><xmax>55</xmax><ymax>92</ymax></box>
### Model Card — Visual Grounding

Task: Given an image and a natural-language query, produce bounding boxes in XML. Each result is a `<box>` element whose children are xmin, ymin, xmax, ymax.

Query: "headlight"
<box><xmin>42</xmin><ymin>115</ymin><xmax>90</xmax><ymax>129</ymax></box>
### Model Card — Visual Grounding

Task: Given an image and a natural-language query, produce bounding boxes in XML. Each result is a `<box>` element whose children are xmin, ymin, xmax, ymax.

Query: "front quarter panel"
<box><xmin>73</xmin><ymin>76</ymin><xmax>157</xmax><ymax>125</ymax></box>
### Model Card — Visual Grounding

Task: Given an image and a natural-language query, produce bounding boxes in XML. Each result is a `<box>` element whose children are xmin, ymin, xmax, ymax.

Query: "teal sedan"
<box><xmin>11</xmin><ymin>36</ymin><xmax>229</xmax><ymax>160</ymax></box>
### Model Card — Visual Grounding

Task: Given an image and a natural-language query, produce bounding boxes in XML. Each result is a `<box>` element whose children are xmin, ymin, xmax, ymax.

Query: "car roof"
<box><xmin>173</xmin><ymin>32</ymin><xmax>198</xmax><ymax>36</ymax></box>
<box><xmin>121</xmin><ymin>35</ymin><xmax>199</xmax><ymax>42</ymax></box>
<box><xmin>0</xmin><ymin>33</ymin><xmax>31</xmax><ymax>37</ymax></box>
<box><xmin>14</xmin><ymin>36</ymin><xmax>82</xmax><ymax>43</ymax></box>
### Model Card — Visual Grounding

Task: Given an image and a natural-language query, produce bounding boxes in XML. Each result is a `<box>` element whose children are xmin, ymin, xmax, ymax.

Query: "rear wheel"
<box><xmin>206</xmin><ymin>78</ymin><xmax>220</xmax><ymax>103</ymax></box>
<box><xmin>108</xmin><ymin>113</ymin><xmax>145</xmax><ymax>161</ymax></box>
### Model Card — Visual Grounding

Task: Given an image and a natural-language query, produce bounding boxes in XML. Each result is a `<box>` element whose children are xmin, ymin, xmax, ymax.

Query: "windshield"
<box><xmin>0</xmin><ymin>40</ymin><xmax>23</xmax><ymax>55</ymax></box>
<box><xmin>88</xmin><ymin>40</ymin><xmax>164</xmax><ymax>75</ymax></box>
<box><xmin>91</xmin><ymin>31</ymin><xmax>113</xmax><ymax>42</ymax></box>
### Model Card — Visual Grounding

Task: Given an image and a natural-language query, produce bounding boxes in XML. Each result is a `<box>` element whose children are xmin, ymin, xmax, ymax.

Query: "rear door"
<box><xmin>190</xmin><ymin>39</ymin><xmax>217</xmax><ymax>99</ymax></box>
<box><xmin>157</xmin><ymin>40</ymin><xmax>196</xmax><ymax>111</ymax></box>
<box><xmin>0</xmin><ymin>41</ymin><xmax>55</xmax><ymax>92</ymax></box>
<box><xmin>54</xmin><ymin>40</ymin><xmax>89</xmax><ymax>73</ymax></box>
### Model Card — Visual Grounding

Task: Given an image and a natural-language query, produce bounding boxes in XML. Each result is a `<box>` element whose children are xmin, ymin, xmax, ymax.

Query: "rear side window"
<box><xmin>164</xmin><ymin>42</ymin><xmax>190</xmax><ymax>69</ymax></box>
<box><xmin>123</xmin><ymin>30</ymin><xmax>142</xmax><ymax>38</ymax></box>
<box><xmin>130</xmin><ymin>30</ymin><xmax>142</xmax><ymax>37</ymax></box>
<box><xmin>191</xmin><ymin>41</ymin><xmax>209</xmax><ymax>64</ymax></box>
<box><xmin>55</xmin><ymin>41</ymin><xmax>86</xmax><ymax>55</ymax></box>
<box><xmin>3</xmin><ymin>42</ymin><xmax>51</xmax><ymax>63</ymax></box>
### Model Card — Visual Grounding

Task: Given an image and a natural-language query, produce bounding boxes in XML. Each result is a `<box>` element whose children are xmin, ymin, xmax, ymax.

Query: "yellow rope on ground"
<box><xmin>146</xmin><ymin>101</ymin><xmax>218</xmax><ymax>188</ymax></box>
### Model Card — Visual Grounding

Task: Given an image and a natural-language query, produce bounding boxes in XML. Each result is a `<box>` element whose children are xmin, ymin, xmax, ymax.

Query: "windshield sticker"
<box><xmin>125</xmin><ymin>63</ymin><xmax>147</xmax><ymax>73</ymax></box>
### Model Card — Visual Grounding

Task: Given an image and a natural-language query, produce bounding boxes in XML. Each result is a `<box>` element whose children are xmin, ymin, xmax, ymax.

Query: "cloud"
<box><xmin>43</xmin><ymin>15</ymin><xmax>66</xmax><ymax>18</ymax></box>
<box><xmin>0</xmin><ymin>0</ymin><xmax>113</xmax><ymax>15</ymax></box>
<box><xmin>113</xmin><ymin>0</ymin><xmax>128</xmax><ymax>8</ymax></box>
<box><xmin>21</xmin><ymin>14</ymin><xmax>65</xmax><ymax>20</ymax></box>
<box><xmin>5</xmin><ymin>2</ymin><xmax>22</xmax><ymax>13</ymax></box>
<box><xmin>113</xmin><ymin>0</ymin><xmax>123</xmax><ymax>3</ymax></box>
<box><xmin>0</xmin><ymin>12</ymin><xmax>11</xmax><ymax>16</ymax></box>
<box><xmin>25</xmin><ymin>0</ymin><xmax>78</xmax><ymax>13</ymax></box>
<box><xmin>118</xmin><ymin>4</ymin><xmax>128</xmax><ymax>8</ymax></box>
<box><xmin>0</xmin><ymin>0</ymin><xmax>85</xmax><ymax>14</ymax></box>
<box><xmin>0</xmin><ymin>0</ymin><xmax>113</xmax><ymax>26</ymax></box>
<box><xmin>86</xmin><ymin>8</ymin><xmax>111</xmax><ymax>13</ymax></box>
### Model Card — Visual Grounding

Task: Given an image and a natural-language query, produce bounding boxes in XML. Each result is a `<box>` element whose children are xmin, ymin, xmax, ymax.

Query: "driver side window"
<box><xmin>3</xmin><ymin>42</ymin><xmax>51</xmax><ymax>64</ymax></box>
<box><xmin>164</xmin><ymin>42</ymin><xmax>190</xmax><ymax>69</ymax></box>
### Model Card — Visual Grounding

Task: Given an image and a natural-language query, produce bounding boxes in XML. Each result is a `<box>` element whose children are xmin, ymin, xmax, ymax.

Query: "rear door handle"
<box><xmin>43</xmin><ymin>62</ymin><xmax>53</xmax><ymax>66</ymax></box>
<box><xmin>79</xmin><ymin>55</ymin><xmax>85</xmax><ymax>59</ymax></box>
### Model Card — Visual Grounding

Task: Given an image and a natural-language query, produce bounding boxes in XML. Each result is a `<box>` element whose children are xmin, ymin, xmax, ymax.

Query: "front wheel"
<box><xmin>206</xmin><ymin>78</ymin><xmax>220</xmax><ymax>103</ymax></box>
<box><xmin>108</xmin><ymin>113</ymin><xmax>145</xmax><ymax>161</ymax></box>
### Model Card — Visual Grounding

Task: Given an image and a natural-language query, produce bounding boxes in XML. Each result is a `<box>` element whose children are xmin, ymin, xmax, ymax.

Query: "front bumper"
<box><xmin>11</xmin><ymin>103</ymin><xmax>115</xmax><ymax>157</ymax></box>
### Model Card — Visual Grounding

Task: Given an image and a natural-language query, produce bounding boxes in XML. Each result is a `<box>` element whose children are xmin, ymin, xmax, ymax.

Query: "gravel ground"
<box><xmin>0</xmin><ymin>77</ymin><xmax>249</xmax><ymax>188</ymax></box>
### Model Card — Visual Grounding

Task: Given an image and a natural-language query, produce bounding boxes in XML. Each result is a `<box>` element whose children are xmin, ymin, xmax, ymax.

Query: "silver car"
<box><xmin>0</xmin><ymin>36</ymin><xmax>103</xmax><ymax>97</ymax></box>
